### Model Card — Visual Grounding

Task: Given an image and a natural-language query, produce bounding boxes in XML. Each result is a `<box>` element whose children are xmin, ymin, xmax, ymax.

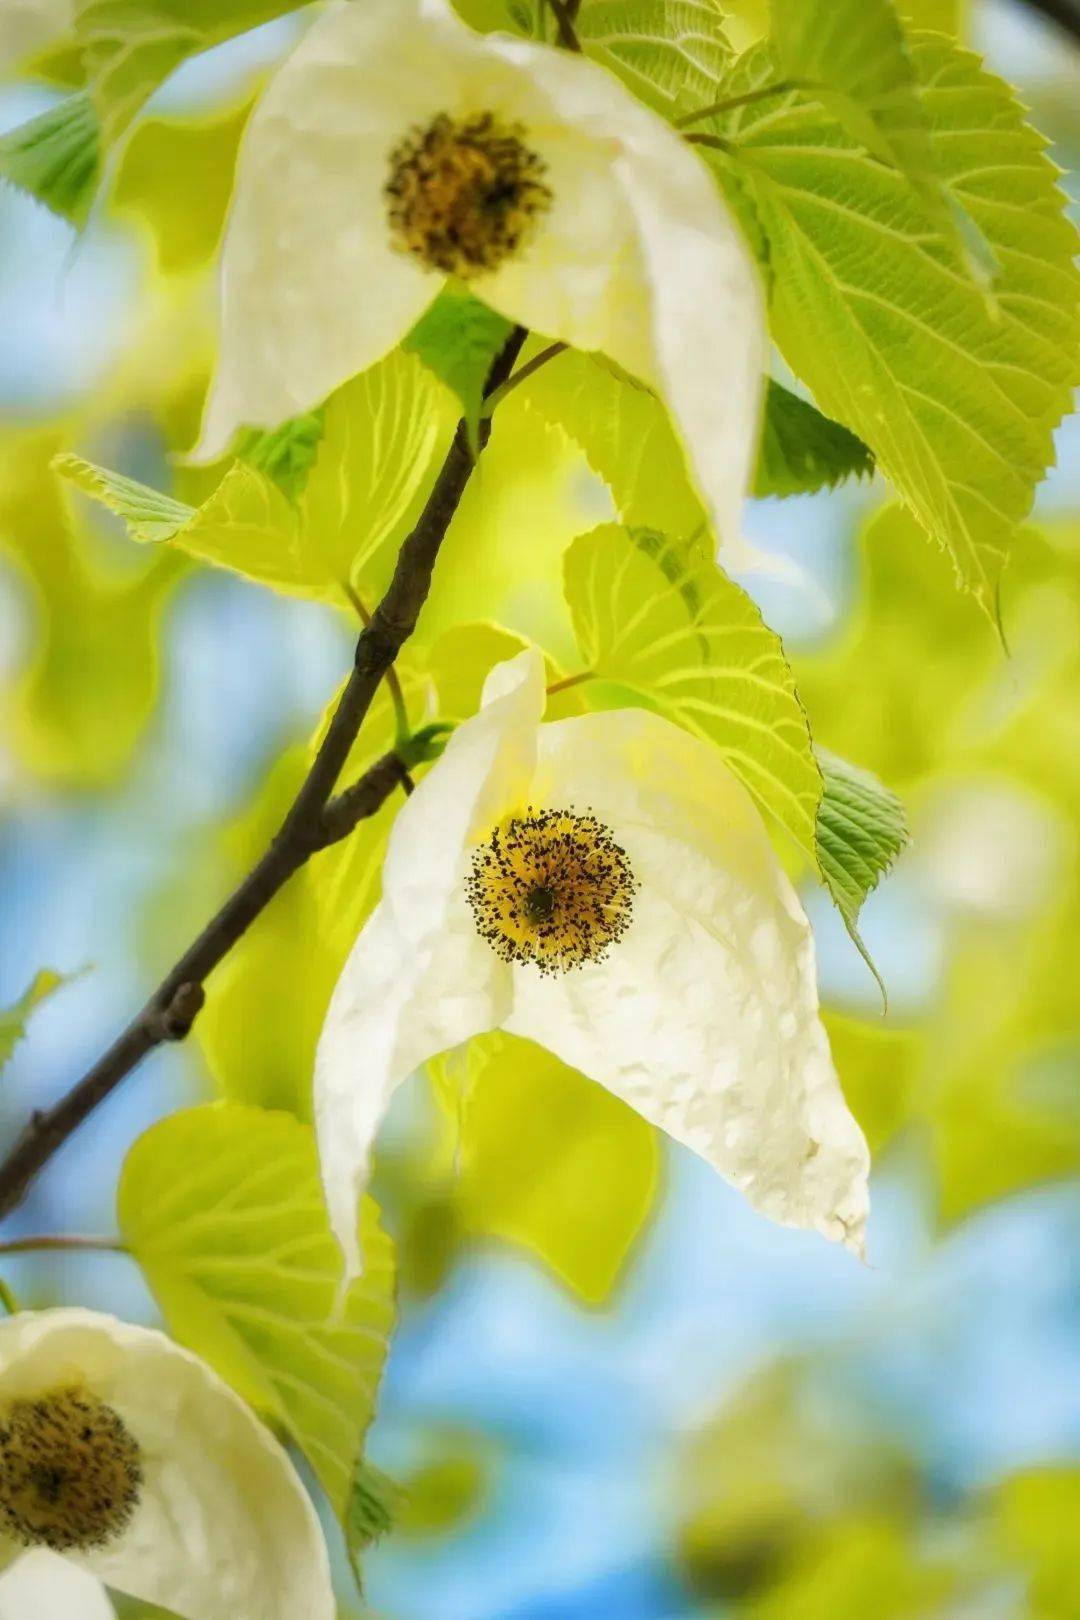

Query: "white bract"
<box><xmin>0</xmin><ymin>1309</ymin><xmax>335</xmax><ymax>1620</ymax></box>
<box><xmin>0</xmin><ymin>1550</ymin><xmax>115</xmax><ymax>1620</ymax></box>
<box><xmin>198</xmin><ymin>0</ymin><xmax>766</xmax><ymax>564</ymax></box>
<box><xmin>316</xmin><ymin>650</ymin><xmax>870</xmax><ymax>1279</ymax></box>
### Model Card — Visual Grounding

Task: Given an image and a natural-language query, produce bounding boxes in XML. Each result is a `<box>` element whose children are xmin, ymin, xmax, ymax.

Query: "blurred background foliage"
<box><xmin>0</xmin><ymin>1</ymin><xmax>1078</xmax><ymax>1617</ymax></box>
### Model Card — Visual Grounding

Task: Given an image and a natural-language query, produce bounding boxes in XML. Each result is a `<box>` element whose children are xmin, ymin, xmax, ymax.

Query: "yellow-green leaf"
<box><xmin>0</xmin><ymin>91</ymin><xmax>100</xmax><ymax>226</ymax></box>
<box><xmin>993</xmin><ymin>1467</ymin><xmax>1080</xmax><ymax>1620</ymax></box>
<box><xmin>704</xmin><ymin>38</ymin><xmax>1080</xmax><ymax>608</ymax></box>
<box><xmin>430</xmin><ymin>1033</ymin><xmax>659</xmax><ymax>1304</ymax></box>
<box><xmin>0</xmin><ymin>970</ymin><xmax>67</xmax><ymax>1074</ymax></box>
<box><xmin>576</xmin><ymin>1</ymin><xmax>732</xmax><ymax>116</ymax></box>
<box><xmin>1</xmin><ymin>430</ymin><xmax>184</xmax><ymax>790</ymax></box>
<box><xmin>118</xmin><ymin>1102</ymin><xmax>395</xmax><ymax>1518</ymax></box>
<box><xmin>110</xmin><ymin>97</ymin><xmax>251</xmax><ymax>275</ymax></box>
<box><xmin>564</xmin><ymin>522</ymin><xmax>822</xmax><ymax>859</ymax></box>
<box><xmin>55</xmin><ymin>351</ymin><xmax>457</xmax><ymax>606</ymax></box>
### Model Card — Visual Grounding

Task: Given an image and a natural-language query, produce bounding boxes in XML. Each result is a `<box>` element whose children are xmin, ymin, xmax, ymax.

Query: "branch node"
<box><xmin>156</xmin><ymin>983</ymin><xmax>205</xmax><ymax>1042</ymax></box>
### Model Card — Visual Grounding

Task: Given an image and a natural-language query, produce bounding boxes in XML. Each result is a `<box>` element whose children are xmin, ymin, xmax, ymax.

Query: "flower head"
<box><xmin>0</xmin><ymin>1309</ymin><xmax>335</xmax><ymax>1620</ymax></box>
<box><xmin>315</xmin><ymin>651</ymin><xmax>870</xmax><ymax>1280</ymax></box>
<box><xmin>198</xmin><ymin>0</ymin><xmax>766</xmax><ymax>563</ymax></box>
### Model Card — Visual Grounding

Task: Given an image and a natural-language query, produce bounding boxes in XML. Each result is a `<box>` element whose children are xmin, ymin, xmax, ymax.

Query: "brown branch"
<box><xmin>343</xmin><ymin>582</ymin><xmax>415</xmax><ymax>792</ymax></box>
<box><xmin>548</xmin><ymin>0</ymin><xmax>582</xmax><ymax>51</ymax></box>
<box><xmin>1017</xmin><ymin>0</ymin><xmax>1080</xmax><ymax>46</ymax></box>
<box><xmin>0</xmin><ymin>1234</ymin><xmax>126</xmax><ymax>1257</ymax></box>
<box><xmin>0</xmin><ymin>327</ymin><xmax>528</xmax><ymax>1223</ymax></box>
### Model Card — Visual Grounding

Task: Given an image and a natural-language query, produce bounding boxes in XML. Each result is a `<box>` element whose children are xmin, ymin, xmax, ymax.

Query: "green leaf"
<box><xmin>755</xmin><ymin>380</ymin><xmax>875</xmax><ymax>498</ymax></box>
<box><xmin>564</xmin><ymin>522</ymin><xmax>822</xmax><ymax>861</ymax></box>
<box><xmin>345</xmin><ymin>1458</ymin><xmax>403</xmax><ymax>1566</ymax></box>
<box><xmin>562</xmin><ymin>524</ymin><xmax>905</xmax><ymax>979</ymax></box>
<box><xmin>53</xmin><ymin>452</ymin><xmax>195</xmax><ymax>542</ymax></box>
<box><xmin>0</xmin><ymin>970</ymin><xmax>67</xmax><ymax>1074</ymax></box>
<box><xmin>703</xmin><ymin>38</ymin><xmax>1080</xmax><ymax>608</ymax></box>
<box><xmin>993</xmin><ymin>1467</ymin><xmax>1080</xmax><ymax>1620</ymax></box>
<box><xmin>522</xmin><ymin>352</ymin><xmax>872</xmax><ymax>539</ymax></box>
<box><xmin>0</xmin><ymin>91</ymin><xmax>100</xmax><ymax>226</ymax></box>
<box><xmin>822</xmin><ymin>1009</ymin><xmax>920</xmax><ymax>1154</ymax></box>
<box><xmin>770</xmin><ymin>0</ymin><xmax>922</xmax><ymax>167</ymax></box>
<box><xmin>55</xmin><ymin>351</ymin><xmax>457</xmax><ymax>605</ymax></box>
<box><xmin>429</xmin><ymin>1033</ymin><xmax>659</xmax><ymax>1304</ymax></box>
<box><xmin>815</xmin><ymin>511</ymin><xmax>1080</xmax><ymax>1220</ymax></box>
<box><xmin>451</xmin><ymin>0</ymin><xmax>525</xmax><ymax>29</ymax></box>
<box><xmin>234</xmin><ymin>410</ymin><xmax>325</xmax><ymax>504</ymax></box>
<box><xmin>75</xmin><ymin>0</ymin><xmax>304</xmax><ymax>147</ymax></box>
<box><xmin>404</xmin><ymin>286</ymin><xmax>512</xmax><ymax>436</ymax></box>
<box><xmin>1</xmin><ymin>430</ymin><xmax>185</xmax><ymax>789</ymax></box>
<box><xmin>118</xmin><ymin>1103</ymin><xmax>395</xmax><ymax>1519</ymax></box>
<box><xmin>109</xmin><ymin>98</ymin><xmax>251</xmax><ymax>275</ymax></box>
<box><xmin>522</xmin><ymin>348</ymin><xmax>709</xmax><ymax>539</ymax></box>
<box><xmin>576</xmin><ymin>1</ymin><xmax>732</xmax><ymax>115</ymax></box>
<box><xmin>816</xmin><ymin>750</ymin><xmax>909</xmax><ymax>993</ymax></box>
<box><xmin>771</xmin><ymin>0</ymin><xmax>995</xmax><ymax>285</ymax></box>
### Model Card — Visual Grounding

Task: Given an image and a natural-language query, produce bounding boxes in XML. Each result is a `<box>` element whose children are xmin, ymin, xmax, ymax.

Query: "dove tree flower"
<box><xmin>0</xmin><ymin>1309</ymin><xmax>335</xmax><ymax>1620</ymax></box>
<box><xmin>198</xmin><ymin>0</ymin><xmax>766</xmax><ymax>561</ymax></box>
<box><xmin>316</xmin><ymin>650</ymin><xmax>870</xmax><ymax>1280</ymax></box>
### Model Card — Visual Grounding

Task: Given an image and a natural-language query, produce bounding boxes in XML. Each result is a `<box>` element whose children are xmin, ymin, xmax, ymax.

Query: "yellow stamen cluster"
<box><xmin>0</xmin><ymin>1386</ymin><xmax>142</xmax><ymax>1551</ymax></box>
<box><xmin>466</xmin><ymin>808</ymin><xmax>636</xmax><ymax>974</ymax></box>
<box><xmin>385</xmin><ymin>111</ymin><xmax>551</xmax><ymax>278</ymax></box>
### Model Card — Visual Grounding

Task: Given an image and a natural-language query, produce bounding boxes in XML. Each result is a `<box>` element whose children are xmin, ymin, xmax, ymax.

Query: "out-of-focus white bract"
<box><xmin>0</xmin><ymin>1309</ymin><xmax>336</xmax><ymax>1620</ymax></box>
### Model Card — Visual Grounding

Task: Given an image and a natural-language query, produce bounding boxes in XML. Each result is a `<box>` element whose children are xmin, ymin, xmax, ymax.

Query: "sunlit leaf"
<box><xmin>521</xmin><ymin>347</ymin><xmax>708</xmax><ymax>540</ymax></box>
<box><xmin>822</xmin><ymin>1010</ymin><xmax>920</xmax><ymax>1155</ymax></box>
<box><xmin>769</xmin><ymin>0</ymin><xmax>992</xmax><ymax>281</ymax></box>
<box><xmin>110</xmin><ymin>97</ymin><xmax>251</xmax><ymax>274</ymax></box>
<box><xmin>678</xmin><ymin>1358</ymin><xmax>920</xmax><ymax>1604</ymax></box>
<box><xmin>564</xmin><ymin>522</ymin><xmax>822</xmax><ymax>858</ymax></box>
<box><xmin>55</xmin><ymin>351</ymin><xmax>458</xmax><ymax>605</ymax></box>
<box><xmin>53</xmin><ymin>450</ymin><xmax>194</xmax><ymax>541</ymax></box>
<box><xmin>523</xmin><ymin>352</ymin><xmax>874</xmax><ymax>537</ymax></box>
<box><xmin>75</xmin><ymin>0</ymin><xmax>303</xmax><ymax>147</ymax></box>
<box><xmin>814</xmin><ymin>512</ymin><xmax>1080</xmax><ymax>1218</ymax></box>
<box><xmin>703</xmin><ymin>38</ymin><xmax>1080</xmax><ymax>608</ymax></box>
<box><xmin>0</xmin><ymin>430</ymin><xmax>185</xmax><ymax>789</ymax></box>
<box><xmin>576</xmin><ymin>1</ymin><xmax>732</xmax><ymax>115</ymax></box>
<box><xmin>430</xmin><ymin>1032</ymin><xmax>659</xmax><ymax>1304</ymax></box>
<box><xmin>993</xmin><ymin>1467</ymin><xmax>1080</xmax><ymax>1620</ymax></box>
<box><xmin>118</xmin><ymin>1102</ymin><xmax>395</xmax><ymax>1518</ymax></box>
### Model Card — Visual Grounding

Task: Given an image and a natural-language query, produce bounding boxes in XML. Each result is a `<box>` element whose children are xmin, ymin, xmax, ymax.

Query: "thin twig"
<box><xmin>1017</xmin><ymin>0</ymin><xmax>1080</xmax><ymax>46</ymax></box>
<box><xmin>481</xmin><ymin>341</ymin><xmax>568</xmax><ymax>416</ymax></box>
<box><xmin>0</xmin><ymin>1234</ymin><xmax>127</xmax><ymax>1257</ymax></box>
<box><xmin>0</xmin><ymin>328</ymin><xmax>528</xmax><ymax>1223</ymax></box>
<box><xmin>684</xmin><ymin>132</ymin><xmax>739</xmax><ymax>156</ymax></box>
<box><xmin>548</xmin><ymin>0</ymin><xmax>581</xmax><ymax>51</ymax></box>
<box><xmin>675</xmin><ymin>80</ymin><xmax>804</xmax><ymax>129</ymax></box>
<box><xmin>546</xmin><ymin>669</ymin><xmax>595</xmax><ymax>696</ymax></box>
